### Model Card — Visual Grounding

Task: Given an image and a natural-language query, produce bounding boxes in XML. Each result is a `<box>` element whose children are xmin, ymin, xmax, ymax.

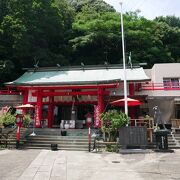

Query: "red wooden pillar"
<box><xmin>35</xmin><ymin>91</ymin><xmax>42</xmax><ymax>128</ymax></box>
<box><xmin>48</xmin><ymin>95</ymin><xmax>54</xmax><ymax>128</ymax></box>
<box><xmin>129</xmin><ymin>107</ymin><xmax>137</xmax><ymax>126</ymax></box>
<box><xmin>23</xmin><ymin>90</ymin><xmax>28</xmax><ymax>104</ymax></box>
<box><xmin>97</xmin><ymin>87</ymin><xmax>104</xmax><ymax>127</ymax></box>
<box><xmin>22</xmin><ymin>90</ymin><xmax>28</xmax><ymax>114</ymax></box>
<box><xmin>129</xmin><ymin>83</ymin><xmax>135</xmax><ymax>96</ymax></box>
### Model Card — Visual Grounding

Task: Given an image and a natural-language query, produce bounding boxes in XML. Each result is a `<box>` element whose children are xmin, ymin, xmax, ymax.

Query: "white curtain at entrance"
<box><xmin>54</xmin><ymin>106</ymin><xmax>58</xmax><ymax>116</ymax></box>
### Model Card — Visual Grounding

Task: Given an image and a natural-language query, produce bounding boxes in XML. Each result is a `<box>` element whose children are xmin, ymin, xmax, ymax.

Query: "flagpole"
<box><xmin>120</xmin><ymin>2</ymin><xmax>128</xmax><ymax>115</ymax></box>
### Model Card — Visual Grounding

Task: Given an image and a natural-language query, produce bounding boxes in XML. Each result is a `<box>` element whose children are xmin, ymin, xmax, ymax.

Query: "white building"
<box><xmin>138</xmin><ymin>63</ymin><xmax>180</xmax><ymax>126</ymax></box>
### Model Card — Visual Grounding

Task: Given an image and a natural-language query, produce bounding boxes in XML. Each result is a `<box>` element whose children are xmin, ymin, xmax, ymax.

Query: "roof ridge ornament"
<box><xmin>104</xmin><ymin>61</ymin><xmax>109</xmax><ymax>70</ymax></box>
<box><xmin>81</xmin><ymin>62</ymin><xmax>85</xmax><ymax>71</ymax></box>
<box><xmin>33</xmin><ymin>57</ymin><xmax>39</xmax><ymax>72</ymax></box>
<box><xmin>56</xmin><ymin>64</ymin><xmax>61</xmax><ymax>68</ymax></box>
<box><xmin>128</xmin><ymin>52</ymin><xmax>133</xmax><ymax>69</ymax></box>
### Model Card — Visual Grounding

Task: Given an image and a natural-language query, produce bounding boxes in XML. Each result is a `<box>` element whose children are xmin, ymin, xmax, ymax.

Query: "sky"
<box><xmin>103</xmin><ymin>0</ymin><xmax>180</xmax><ymax>20</ymax></box>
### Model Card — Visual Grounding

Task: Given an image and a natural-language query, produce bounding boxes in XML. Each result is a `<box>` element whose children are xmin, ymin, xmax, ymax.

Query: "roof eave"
<box><xmin>6</xmin><ymin>78</ymin><xmax>150</xmax><ymax>87</ymax></box>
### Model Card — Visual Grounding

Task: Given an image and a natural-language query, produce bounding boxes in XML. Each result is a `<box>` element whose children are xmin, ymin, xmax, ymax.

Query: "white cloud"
<box><xmin>104</xmin><ymin>0</ymin><xmax>180</xmax><ymax>19</ymax></box>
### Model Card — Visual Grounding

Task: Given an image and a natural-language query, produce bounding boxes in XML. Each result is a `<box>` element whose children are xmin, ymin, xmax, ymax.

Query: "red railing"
<box><xmin>0</xmin><ymin>87</ymin><xmax>21</xmax><ymax>95</ymax></box>
<box><xmin>136</xmin><ymin>82</ymin><xmax>180</xmax><ymax>91</ymax></box>
<box><xmin>1</xmin><ymin>82</ymin><xmax>180</xmax><ymax>95</ymax></box>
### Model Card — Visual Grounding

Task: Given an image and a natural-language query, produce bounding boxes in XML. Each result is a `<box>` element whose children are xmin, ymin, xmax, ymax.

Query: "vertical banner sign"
<box><xmin>35</xmin><ymin>105</ymin><xmax>40</xmax><ymax>127</ymax></box>
<box><xmin>94</xmin><ymin>105</ymin><xmax>101</xmax><ymax>128</ymax></box>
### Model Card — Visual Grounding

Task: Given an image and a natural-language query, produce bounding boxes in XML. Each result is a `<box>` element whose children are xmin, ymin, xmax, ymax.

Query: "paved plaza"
<box><xmin>0</xmin><ymin>148</ymin><xmax>180</xmax><ymax>180</ymax></box>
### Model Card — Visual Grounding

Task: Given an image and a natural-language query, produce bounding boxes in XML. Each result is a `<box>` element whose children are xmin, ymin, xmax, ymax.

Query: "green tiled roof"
<box><xmin>7</xmin><ymin>66</ymin><xmax>150</xmax><ymax>86</ymax></box>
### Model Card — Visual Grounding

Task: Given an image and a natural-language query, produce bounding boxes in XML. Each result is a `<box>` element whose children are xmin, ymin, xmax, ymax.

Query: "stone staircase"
<box><xmin>169</xmin><ymin>131</ymin><xmax>180</xmax><ymax>149</ymax></box>
<box><xmin>168</xmin><ymin>134</ymin><xmax>179</xmax><ymax>149</ymax></box>
<box><xmin>0</xmin><ymin>127</ymin><xmax>27</xmax><ymax>148</ymax></box>
<box><xmin>149</xmin><ymin>132</ymin><xmax>180</xmax><ymax>149</ymax></box>
<box><xmin>145</xmin><ymin>131</ymin><xmax>180</xmax><ymax>149</ymax></box>
<box><xmin>22</xmin><ymin>129</ymin><xmax>180</xmax><ymax>150</ymax></box>
<box><xmin>23</xmin><ymin>128</ymin><xmax>95</xmax><ymax>151</ymax></box>
<box><xmin>3</xmin><ymin>128</ymin><xmax>180</xmax><ymax>151</ymax></box>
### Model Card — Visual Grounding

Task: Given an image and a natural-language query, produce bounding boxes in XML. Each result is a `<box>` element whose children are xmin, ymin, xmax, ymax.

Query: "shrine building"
<box><xmin>6</xmin><ymin>64</ymin><xmax>150</xmax><ymax>128</ymax></box>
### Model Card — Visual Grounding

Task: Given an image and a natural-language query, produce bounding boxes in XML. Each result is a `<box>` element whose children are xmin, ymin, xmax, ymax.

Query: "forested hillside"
<box><xmin>0</xmin><ymin>0</ymin><xmax>180</xmax><ymax>84</ymax></box>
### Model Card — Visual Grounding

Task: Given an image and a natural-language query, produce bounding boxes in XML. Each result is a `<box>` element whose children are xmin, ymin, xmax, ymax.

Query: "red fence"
<box><xmin>0</xmin><ymin>87</ymin><xmax>21</xmax><ymax>95</ymax></box>
<box><xmin>135</xmin><ymin>82</ymin><xmax>180</xmax><ymax>91</ymax></box>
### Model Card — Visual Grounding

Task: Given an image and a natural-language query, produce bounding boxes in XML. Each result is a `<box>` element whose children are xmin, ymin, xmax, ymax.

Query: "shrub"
<box><xmin>101</xmin><ymin>110</ymin><xmax>129</xmax><ymax>142</ymax></box>
<box><xmin>0</xmin><ymin>116</ymin><xmax>3</xmax><ymax>127</ymax></box>
<box><xmin>0</xmin><ymin>112</ymin><xmax>16</xmax><ymax>127</ymax></box>
<box><xmin>23</xmin><ymin>114</ymin><xmax>31</xmax><ymax>127</ymax></box>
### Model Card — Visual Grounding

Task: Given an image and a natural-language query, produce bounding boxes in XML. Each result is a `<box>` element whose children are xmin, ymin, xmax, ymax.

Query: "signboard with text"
<box><xmin>94</xmin><ymin>105</ymin><xmax>101</xmax><ymax>128</ymax></box>
<box><xmin>34</xmin><ymin>105</ymin><xmax>40</xmax><ymax>127</ymax></box>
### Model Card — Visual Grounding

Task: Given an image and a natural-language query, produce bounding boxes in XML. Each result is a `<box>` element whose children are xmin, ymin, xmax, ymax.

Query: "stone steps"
<box><xmin>27</xmin><ymin>135</ymin><xmax>91</xmax><ymax>139</ymax></box>
<box><xmin>167</xmin><ymin>133</ymin><xmax>180</xmax><ymax>149</ymax></box>
<box><xmin>25</xmin><ymin>137</ymin><xmax>93</xmax><ymax>145</ymax></box>
<box><xmin>25</xmin><ymin>142</ymin><xmax>91</xmax><ymax>148</ymax></box>
<box><xmin>24</xmin><ymin>141</ymin><xmax>93</xmax><ymax>151</ymax></box>
<box><xmin>0</xmin><ymin>127</ymin><xmax>28</xmax><ymax>148</ymax></box>
<box><xmin>26</xmin><ymin>128</ymin><xmax>95</xmax><ymax>136</ymax></box>
<box><xmin>4</xmin><ymin>128</ymin><xmax>180</xmax><ymax>150</ymax></box>
<box><xmin>25</xmin><ymin>146</ymin><xmax>88</xmax><ymax>151</ymax></box>
<box><xmin>147</xmin><ymin>133</ymin><xmax>180</xmax><ymax>149</ymax></box>
<box><xmin>23</xmin><ymin>129</ymin><xmax>95</xmax><ymax>151</ymax></box>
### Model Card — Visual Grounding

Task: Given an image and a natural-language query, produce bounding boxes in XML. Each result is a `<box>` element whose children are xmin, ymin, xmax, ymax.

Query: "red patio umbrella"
<box><xmin>110</xmin><ymin>97</ymin><xmax>142</xmax><ymax>106</ymax></box>
<box><xmin>16</xmin><ymin>104</ymin><xmax>35</xmax><ymax>109</ymax></box>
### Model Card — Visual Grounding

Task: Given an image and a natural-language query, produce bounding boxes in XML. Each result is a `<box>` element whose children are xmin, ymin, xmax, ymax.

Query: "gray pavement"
<box><xmin>0</xmin><ymin>149</ymin><xmax>180</xmax><ymax>180</ymax></box>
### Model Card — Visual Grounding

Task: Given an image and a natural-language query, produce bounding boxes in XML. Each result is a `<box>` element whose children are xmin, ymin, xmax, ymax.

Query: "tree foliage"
<box><xmin>101</xmin><ymin>110</ymin><xmax>129</xmax><ymax>141</ymax></box>
<box><xmin>0</xmin><ymin>111</ymin><xmax>16</xmax><ymax>127</ymax></box>
<box><xmin>67</xmin><ymin>0</ymin><xmax>115</xmax><ymax>13</ymax></box>
<box><xmin>69</xmin><ymin>7</ymin><xmax>121</xmax><ymax>65</ymax></box>
<box><xmin>155</xmin><ymin>16</ymin><xmax>180</xmax><ymax>28</ymax></box>
<box><xmin>0</xmin><ymin>0</ymin><xmax>74</xmax><ymax>83</ymax></box>
<box><xmin>0</xmin><ymin>0</ymin><xmax>180</xmax><ymax>83</ymax></box>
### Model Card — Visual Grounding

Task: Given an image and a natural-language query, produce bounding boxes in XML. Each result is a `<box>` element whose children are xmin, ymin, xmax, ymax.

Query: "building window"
<box><xmin>163</xmin><ymin>78</ymin><xmax>180</xmax><ymax>88</ymax></box>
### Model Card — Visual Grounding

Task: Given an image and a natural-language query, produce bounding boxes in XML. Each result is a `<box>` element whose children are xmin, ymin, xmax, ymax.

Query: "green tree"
<box><xmin>155</xmin><ymin>16</ymin><xmax>180</xmax><ymax>28</ymax></box>
<box><xmin>155</xmin><ymin>16</ymin><xmax>180</xmax><ymax>62</ymax></box>
<box><xmin>69</xmin><ymin>7</ymin><xmax>122</xmax><ymax>65</ymax></box>
<box><xmin>0</xmin><ymin>0</ymin><xmax>180</xmax><ymax>84</ymax></box>
<box><xmin>70</xmin><ymin>8</ymin><xmax>180</xmax><ymax>67</ymax></box>
<box><xmin>124</xmin><ymin>14</ymin><xmax>173</xmax><ymax>67</ymax></box>
<box><xmin>67</xmin><ymin>0</ymin><xmax>115</xmax><ymax>13</ymax></box>
<box><xmin>0</xmin><ymin>0</ymin><xmax>75</xmax><ymax>84</ymax></box>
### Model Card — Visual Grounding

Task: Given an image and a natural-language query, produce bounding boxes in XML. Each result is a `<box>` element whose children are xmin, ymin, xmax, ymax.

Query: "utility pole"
<box><xmin>120</xmin><ymin>2</ymin><xmax>128</xmax><ymax>116</ymax></box>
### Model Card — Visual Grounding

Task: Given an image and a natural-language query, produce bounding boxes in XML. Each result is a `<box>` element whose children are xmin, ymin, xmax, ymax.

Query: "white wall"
<box><xmin>152</xmin><ymin>63</ymin><xmax>180</xmax><ymax>83</ymax></box>
<box><xmin>142</xmin><ymin>63</ymin><xmax>180</xmax><ymax>97</ymax></box>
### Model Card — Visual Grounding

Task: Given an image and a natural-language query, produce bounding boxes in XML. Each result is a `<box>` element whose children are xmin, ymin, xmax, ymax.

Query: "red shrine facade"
<box><xmin>6</xmin><ymin>64</ymin><xmax>150</xmax><ymax>128</ymax></box>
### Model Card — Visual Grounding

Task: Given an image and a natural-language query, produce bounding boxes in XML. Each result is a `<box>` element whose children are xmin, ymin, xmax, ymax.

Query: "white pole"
<box><xmin>120</xmin><ymin>2</ymin><xmax>128</xmax><ymax>115</ymax></box>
